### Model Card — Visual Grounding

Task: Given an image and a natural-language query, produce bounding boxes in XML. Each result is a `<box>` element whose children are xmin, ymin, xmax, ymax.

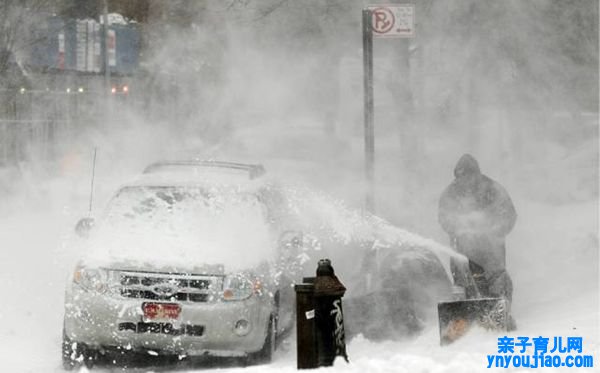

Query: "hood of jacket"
<box><xmin>454</xmin><ymin>154</ymin><xmax>481</xmax><ymax>178</ymax></box>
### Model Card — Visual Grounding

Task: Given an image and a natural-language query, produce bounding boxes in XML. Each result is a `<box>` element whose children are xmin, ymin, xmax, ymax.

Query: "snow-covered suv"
<box><xmin>62</xmin><ymin>161</ymin><xmax>303</xmax><ymax>369</ymax></box>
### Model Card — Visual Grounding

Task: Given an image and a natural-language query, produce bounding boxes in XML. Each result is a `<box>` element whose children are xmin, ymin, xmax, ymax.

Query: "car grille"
<box><xmin>118</xmin><ymin>322</ymin><xmax>205</xmax><ymax>336</ymax></box>
<box><xmin>113</xmin><ymin>270</ymin><xmax>221</xmax><ymax>303</ymax></box>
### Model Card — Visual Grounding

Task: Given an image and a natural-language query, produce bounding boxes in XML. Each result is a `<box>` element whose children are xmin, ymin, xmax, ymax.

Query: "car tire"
<box><xmin>62</xmin><ymin>329</ymin><xmax>98</xmax><ymax>370</ymax></box>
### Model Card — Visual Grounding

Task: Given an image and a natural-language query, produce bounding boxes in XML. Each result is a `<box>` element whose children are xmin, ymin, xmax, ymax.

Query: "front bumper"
<box><xmin>64</xmin><ymin>286</ymin><xmax>271</xmax><ymax>356</ymax></box>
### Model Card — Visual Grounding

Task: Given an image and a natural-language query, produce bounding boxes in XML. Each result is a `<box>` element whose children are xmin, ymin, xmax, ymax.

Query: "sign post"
<box><xmin>362</xmin><ymin>4</ymin><xmax>415</xmax><ymax>214</ymax></box>
<box><xmin>102</xmin><ymin>0</ymin><xmax>111</xmax><ymax>95</ymax></box>
<box><xmin>362</xmin><ymin>9</ymin><xmax>375</xmax><ymax>214</ymax></box>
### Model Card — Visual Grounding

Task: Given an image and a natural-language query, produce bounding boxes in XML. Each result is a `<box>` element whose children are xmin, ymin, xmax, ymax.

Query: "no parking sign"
<box><xmin>368</xmin><ymin>5</ymin><xmax>415</xmax><ymax>38</ymax></box>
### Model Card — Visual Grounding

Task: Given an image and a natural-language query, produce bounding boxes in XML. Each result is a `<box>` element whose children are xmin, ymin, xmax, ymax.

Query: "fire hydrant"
<box><xmin>294</xmin><ymin>259</ymin><xmax>348</xmax><ymax>369</ymax></box>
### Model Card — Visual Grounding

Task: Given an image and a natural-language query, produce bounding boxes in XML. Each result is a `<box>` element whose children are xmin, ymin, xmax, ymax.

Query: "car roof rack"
<box><xmin>142</xmin><ymin>160</ymin><xmax>266</xmax><ymax>180</ymax></box>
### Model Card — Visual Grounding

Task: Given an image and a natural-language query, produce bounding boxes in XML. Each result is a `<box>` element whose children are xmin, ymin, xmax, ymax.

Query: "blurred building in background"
<box><xmin>0</xmin><ymin>11</ymin><xmax>140</xmax><ymax>165</ymax></box>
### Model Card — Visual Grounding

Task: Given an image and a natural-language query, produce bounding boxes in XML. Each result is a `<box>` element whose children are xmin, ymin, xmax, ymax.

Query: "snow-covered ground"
<box><xmin>0</xmin><ymin>125</ymin><xmax>597</xmax><ymax>372</ymax></box>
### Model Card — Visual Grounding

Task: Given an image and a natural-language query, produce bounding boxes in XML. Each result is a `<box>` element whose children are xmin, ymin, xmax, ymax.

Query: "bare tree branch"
<box><xmin>252</xmin><ymin>0</ymin><xmax>289</xmax><ymax>22</ymax></box>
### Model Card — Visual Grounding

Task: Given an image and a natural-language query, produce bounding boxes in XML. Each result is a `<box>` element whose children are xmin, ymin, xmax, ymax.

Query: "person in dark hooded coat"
<box><xmin>438</xmin><ymin>154</ymin><xmax>517</xmax><ymax>302</ymax></box>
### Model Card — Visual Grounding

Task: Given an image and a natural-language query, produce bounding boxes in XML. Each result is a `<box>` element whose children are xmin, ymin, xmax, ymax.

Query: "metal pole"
<box><xmin>102</xmin><ymin>0</ymin><xmax>110</xmax><ymax>94</ymax></box>
<box><xmin>88</xmin><ymin>147</ymin><xmax>97</xmax><ymax>214</ymax></box>
<box><xmin>362</xmin><ymin>9</ymin><xmax>375</xmax><ymax>213</ymax></box>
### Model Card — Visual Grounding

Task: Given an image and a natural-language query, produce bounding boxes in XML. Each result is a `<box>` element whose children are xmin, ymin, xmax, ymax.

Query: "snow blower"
<box><xmin>437</xmin><ymin>259</ymin><xmax>510</xmax><ymax>345</ymax></box>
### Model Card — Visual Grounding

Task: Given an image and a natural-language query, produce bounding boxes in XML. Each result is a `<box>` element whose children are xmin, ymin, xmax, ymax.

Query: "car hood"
<box><xmin>80</xmin><ymin>217</ymin><xmax>275</xmax><ymax>273</ymax></box>
<box><xmin>88</xmin><ymin>259</ymin><xmax>227</xmax><ymax>276</ymax></box>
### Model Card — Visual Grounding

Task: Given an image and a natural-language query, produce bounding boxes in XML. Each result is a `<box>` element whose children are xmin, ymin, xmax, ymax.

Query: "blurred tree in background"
<box><xmin>0</xmin><ymin>1</ymin><xmax>54</xmax><ymax>86</ymax></box>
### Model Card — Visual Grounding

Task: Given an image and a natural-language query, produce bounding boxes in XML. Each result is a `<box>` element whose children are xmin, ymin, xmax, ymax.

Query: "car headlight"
<box><xmin>222</xmin><ymin>274</ymin><xmax>259</xmax><ymax>301</ymax></box>
<box><xmin>73</xmin><ymin>264</ymin><xmax>109</xmax><ymax>293</ymax></box>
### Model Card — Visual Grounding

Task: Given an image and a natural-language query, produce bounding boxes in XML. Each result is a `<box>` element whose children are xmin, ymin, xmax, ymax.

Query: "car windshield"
<box><xmin>86</xmin><ymin>186</ymin><xmax>274</xmax><ymax>270</ymax></box>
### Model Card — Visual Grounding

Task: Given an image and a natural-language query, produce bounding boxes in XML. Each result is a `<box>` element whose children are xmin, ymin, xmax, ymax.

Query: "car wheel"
<box><xmin>62</xmin><ymin>329</ymin><xmax>98</xmax><ymax>370</ymax></box>
<box><xmin>247</xmin><ymin>314</ymin><xmax>277</xmax><ymax>365</ymax></box>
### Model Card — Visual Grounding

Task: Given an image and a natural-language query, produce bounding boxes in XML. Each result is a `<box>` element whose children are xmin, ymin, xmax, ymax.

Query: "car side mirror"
<box><xmin>75</xmin><ymin>217</ymin><xmax>95</xmax><ymax>237</ymax></box>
